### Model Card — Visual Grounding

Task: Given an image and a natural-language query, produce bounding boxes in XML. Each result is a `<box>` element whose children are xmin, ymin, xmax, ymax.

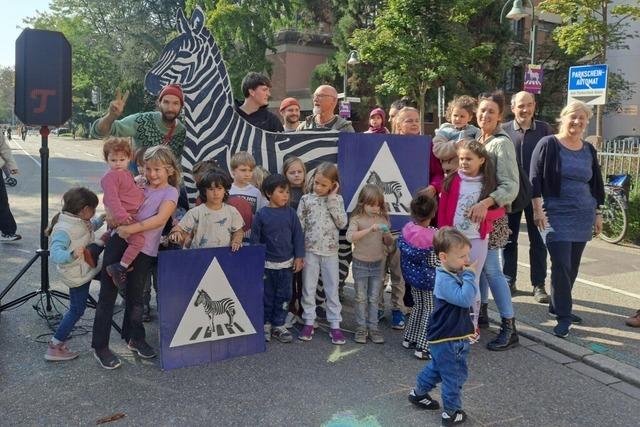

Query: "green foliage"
<box><xmin>627</xmin><ymin>188</ymin><xmax>640</xmax><ymax>244</ymax></box>
<box><xmin>186</xmin><ymin>0</ymin><xmax>296</xmax><ymax>98</ymax></box>
<box><xmin>350</xmin><ymin>0</ymin><xmax>496</xmax><ymax>131</ymax></box>
<box><xmin>0</xmin><ymin>67</ymin><xmax>14</xmax><ymax>123</ymax></box>
<box><xmin>540</xmin><ymin>0</ymin><xmax>640</xmax><ymax>113</ymax></box>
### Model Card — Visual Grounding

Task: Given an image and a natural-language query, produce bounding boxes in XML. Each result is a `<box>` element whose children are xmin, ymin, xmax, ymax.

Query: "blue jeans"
<box><xmin>479</xmin><ymin>249</ymin><xmax>514</xmax><ymax>319</ymax></box>
<box><xmin>54</xmin><ymin>282</ymin><xmax>90</xmax><ymax>342</ymax></box>
<box><xmin>416</xmin><ymin>339</ymin><xmax>470</xmax><ymax>413</ymax></box>
<box><xmin>352</xmin><ymin>259</ymin><xmax>383</xmax><ymax>329</ymax></box>
<box><xmin>264</xmin><ymin>268</ymin><xmax>293</xmax><ymax>327</ymax></box>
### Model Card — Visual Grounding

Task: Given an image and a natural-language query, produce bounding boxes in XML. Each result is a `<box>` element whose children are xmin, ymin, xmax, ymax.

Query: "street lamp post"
<box><xmin>343</xmin><ymin>50</ymin><xmax>360</xmax><ymax>100</ymax></box>
<box><xmin>501</xmin><ymin>0</ymin><xmax>537</xmax><ymax>66</ymax></box>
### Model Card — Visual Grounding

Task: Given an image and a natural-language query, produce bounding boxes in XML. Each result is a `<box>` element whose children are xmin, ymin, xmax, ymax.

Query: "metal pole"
<box><xmin>530</xmin><ymin>0</ymin><xmax>536</xmax><ymax>65</ymax></box>
<box><xmin>343</xmin><ymin>60</ymin><xmax>348</xmax><ymax>100</ymax></box>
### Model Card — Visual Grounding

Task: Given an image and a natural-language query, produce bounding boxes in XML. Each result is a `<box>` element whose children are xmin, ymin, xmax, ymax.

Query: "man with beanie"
<box><xmin>280</xmin><ymin>97</ymin><xmax>301</xmax><ymax>132</ymax></box>
<box><xmin>235</xmin><ymin>72</ymin><xmax>284</xmax><ymax>133</ymax></box>
<box><xmin>91</xmin><ymin>84</ymin><xmax>187</xmax><ymax>162</ymax></box>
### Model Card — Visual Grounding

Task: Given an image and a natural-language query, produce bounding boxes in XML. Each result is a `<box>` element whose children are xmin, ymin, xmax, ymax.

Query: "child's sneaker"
<box><xmin>369</xmin><ymin>329</ymin><xmax>385</xmax><ymax>344</ymax></box>
<box><xmin>377</xmin><ymin>309</ymin><xmax>385</xmax><ymax>321</ymax></box>
<box><xmin>330</xmin><ymin>328</ymin><xmax>346</xmax><ymax>345</ymax></box>
<box><xmin>354</xmin><ymin>328</ymin><xmax>367</xmax><ymax>344</ymax></box>
<box><xmin>442</xmin><ymin>410</ymin><xmax>467</xmax><ymax>426</ymax></box>
<box><xmin>391</xmin><ymin>310</ymin><xmax>405</xmax><ymax>330</ymax></box>
<box><xmin>264</xmin><ymin>324</ymin><xmax>272</xmax><ymax>342</ymax></box>
<box><xmin>272</xmin><ymin>326</ymin><xmax>293</xmax><ymax>343</ymax></box>
<box><xmin>469</xmin><ymin>328</ymin><xmax>480</xmax><ymax>344</ymax></box>
<box><xmin>402</xmin><ymin>340</ymin><xmax>417</xmax><ymax>349</ymax></box>
<box><xmin>298</xmin><ymin>324</ymin><xmax>314</xmax><ymax>341</ymax></box>
<box><xmin>127</xmin><ymin>339</ymin><xmax>157</xmax><ymax>359</ymax></box>
<box><xmin>106</xmin><ymin>263</ymin><xmax>128</xmax><ymax>292</ymax></box>
<box><xmin>0</xmin><ymin>233</ymin><xmax>21</xmax><ymax>242</ymax></box>
<box><xmin>414</xmin><ymin>348</ymin><xmax>432</xmax><ymax>360</ymax></box>
<box><xmin>408</xmin><ymin>389</ymin><xmax>440</xmax><ymax>410</ymax></box>
<box><xmin>44</xmin><ymin>342</ymin><xmax>79</xmax><ymax>361</ymax></box>
<box><xmin>284</xmin><ymin>312</ymin><xmax>295</xmax><ymax>329</ymax></box>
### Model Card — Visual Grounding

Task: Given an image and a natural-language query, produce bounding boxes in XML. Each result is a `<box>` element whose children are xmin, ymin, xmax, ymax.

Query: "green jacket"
<box><xmin>90</xmin><ymin>111</ymin><xmax>186</xmax><ymax>160</ymax></box>
<box><xmin>297</xmin><ymin>114</ymin><xmax>355</xmax><ymax>132</ymax></box>
<box><xmin>478</xmin><ymin>125</ymin><xmax>519</xmax><ymax>208</ymax></box>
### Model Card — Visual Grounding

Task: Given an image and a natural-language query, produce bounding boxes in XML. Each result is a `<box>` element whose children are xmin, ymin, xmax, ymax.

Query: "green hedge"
<box><xmin>627</xmin><ymin>189</ymin><xmax>640</xmax><ymax>244</ymax></box>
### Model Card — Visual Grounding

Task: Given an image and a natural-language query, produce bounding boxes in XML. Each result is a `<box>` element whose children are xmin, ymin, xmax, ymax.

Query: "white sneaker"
<box><xmin>0</xmin><ymin>233</ymin><xmax>21</xmax><ymax>242</ymax></box>
<box><xmin>284</xmin><ymin>312</ymin><xmax>295</xmax><ymax>329</ymax></box>
<box><xmin>384</xmin><ymin>284</ymin><xmax>392</xmax><ymax>293</ymax></box>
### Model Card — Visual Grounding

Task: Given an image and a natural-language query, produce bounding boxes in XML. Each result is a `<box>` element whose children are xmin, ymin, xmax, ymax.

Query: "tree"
<box><xmin>540</xmin><ymin>0</ymin><xmax>640</xmax><ymax>135</ymax></box>
<box><xmin>351</xmin><ymin>0</ymin><xmax>495</xmax><ymax>133</ymax></box>
<box><xmin>185</xmin><ymin>0</ymin><xmax>296</xmax><ymax>98</ymax></box>
<box><xmin>0</xmin><ymin>67</ymin><xmax>14</xmax><ymax>124</ymax></box>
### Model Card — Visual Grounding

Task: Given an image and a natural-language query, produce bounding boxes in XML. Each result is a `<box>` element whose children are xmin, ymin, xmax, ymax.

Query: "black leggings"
<box><xmin>91</xmin><ymin>235</ymin><xmax>156</xmax><ymax>350</ymax></box>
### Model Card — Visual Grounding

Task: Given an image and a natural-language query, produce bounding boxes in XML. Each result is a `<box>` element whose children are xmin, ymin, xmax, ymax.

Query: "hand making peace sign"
<box><xmin>108</xmin><ymin>88</ymin><xmax>130</xmax><ymax>118</ymax></box>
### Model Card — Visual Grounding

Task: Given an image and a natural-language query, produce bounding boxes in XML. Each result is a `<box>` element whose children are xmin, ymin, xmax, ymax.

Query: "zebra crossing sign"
<box><xmin>157</xmin><ymin>245</ymin><xmax>266</xmax><ymax>370</ymax></box>
<box><xmin>338</xmin><ymin>133</ymin><xmax>430</xmax><ymax>231</ymax></box>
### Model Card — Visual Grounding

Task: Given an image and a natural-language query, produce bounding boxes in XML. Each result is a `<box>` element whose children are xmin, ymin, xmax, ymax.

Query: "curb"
<box><xmin>487</xmin><ymin>309</ymin><xmax>640</xmax><ymax>389</ymax></box>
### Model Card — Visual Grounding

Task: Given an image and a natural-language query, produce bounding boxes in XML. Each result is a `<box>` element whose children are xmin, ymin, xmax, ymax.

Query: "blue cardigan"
<box><xmin>529</xmin><ymin>135</ymin><xmax>605</xmax><ymax>206</ymax></box>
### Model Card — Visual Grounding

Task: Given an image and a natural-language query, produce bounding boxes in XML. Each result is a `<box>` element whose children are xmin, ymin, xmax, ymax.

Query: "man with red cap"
<box><xmin>279</xmin><ymin>97</ymin><xmax>301</xmax><ymax>132</ymax></box>
<box><xmin>91</xmin><ymin>84</ymin><xmax>187</xmax><ymax>162</ymax></box>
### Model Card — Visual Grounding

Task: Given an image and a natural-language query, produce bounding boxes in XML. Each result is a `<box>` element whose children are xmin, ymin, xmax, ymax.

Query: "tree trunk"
<box><xmin>596</xmin><ymin>2</ymin><xmax>608</xmax><ymax>138</ymax></box>
<box><xmin>419</xmin><ymin>89</ymin><xmax>427</xmax><ymax>135</ymax></box>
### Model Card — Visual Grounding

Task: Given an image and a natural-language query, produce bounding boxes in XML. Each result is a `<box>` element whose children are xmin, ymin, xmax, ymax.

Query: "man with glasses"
<box><xmin>502</xmin><ymin>91</ymin><xmax>553</xmax><ymax>303</ymax></box>
<box><xmin>297</xmin><ymin>85</ymin><xmax>355</xmax><ymax>132</ymax></box>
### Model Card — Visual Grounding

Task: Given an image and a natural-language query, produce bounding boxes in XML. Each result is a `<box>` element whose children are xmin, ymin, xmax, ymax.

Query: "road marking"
<box><xmin>517</xmin><ymin>261</ymin><xmax>640</xmax><ymax>300</ymax></box>
<box><xmin>9</xmin><ymin>139</ymin><xmax>40</xmax><ymax>167</ymax></box>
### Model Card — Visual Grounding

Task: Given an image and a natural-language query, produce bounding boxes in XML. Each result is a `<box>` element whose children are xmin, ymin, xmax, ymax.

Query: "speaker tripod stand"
<box><xmin>0</xmin><ymin>126</ymin><xmax>120</xmax><ymax>333</ymax></box>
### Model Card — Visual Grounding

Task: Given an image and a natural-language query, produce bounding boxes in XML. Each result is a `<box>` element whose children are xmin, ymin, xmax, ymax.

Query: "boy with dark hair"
<box><xmin>408</xmin><ymin>226</ymin><xmax>476</xmax><ymax>426</ymax></box>
<box><xmin>235</xmin><ymin>72</ymin><xmax>284</xmax><ymax>132</ymax></box>
<box><xmin>251</xmin><ymin>174</ymin><xmax>304</xmax><ymax>343</ymax></box>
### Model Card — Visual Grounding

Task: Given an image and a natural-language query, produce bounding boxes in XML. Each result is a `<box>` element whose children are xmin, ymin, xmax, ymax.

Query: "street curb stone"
<box><xmin>583</xmin><ymin>354</ymin><xmax>640</xmax><ymax>387</ymax></box>
<box><xmin>488</xmin><ymin>309</ymin><xmax>640</xmax><ymax>388</ymax></box>
<box><xmin>566</xmin><ymin>362</ymin><xmax>621</xmax><ymax>385</ymax></box>
<box><xmin>609</xmin><ymin>382</ymin><xmax>640</xmax><ymax>401</ymax></box>
<box><xmin>528</xmin><ymin>344</ymin><xmax>575</xmax><ymax>365</ymax></box>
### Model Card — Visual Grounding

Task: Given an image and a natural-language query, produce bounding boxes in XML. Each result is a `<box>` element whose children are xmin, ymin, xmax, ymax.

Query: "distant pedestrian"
<box><xmin>0</xmin><ymin>131</ymin><xmax>21</xmax><ymax>242</ymax></box>
<box><xmin>408</xmin><ymin>227</ymin><xmax>476</xmax><ymax>426</ymax></box>
<box><xmin>530</xmin><ymin>101</ymin><xmax>604</xmax><ymax>338</ymax></box>
<box><xmin>44</xmin><ymin>187</ymin><xmax>104</xmax><ymax>361</ymax></box>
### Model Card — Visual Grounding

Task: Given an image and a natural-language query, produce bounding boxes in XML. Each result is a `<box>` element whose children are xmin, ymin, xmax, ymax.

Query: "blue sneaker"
<box><xmin>391</xmin><ymin>310</ymin><xmax>405</xmax><ymax>330</ymax></box>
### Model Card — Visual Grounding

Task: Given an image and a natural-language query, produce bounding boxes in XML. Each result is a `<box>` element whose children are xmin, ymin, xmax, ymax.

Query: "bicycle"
<box><xmin>600</xmin><ymin>174</ymin><xmax>631</xmax><ymax>244</ymax></box>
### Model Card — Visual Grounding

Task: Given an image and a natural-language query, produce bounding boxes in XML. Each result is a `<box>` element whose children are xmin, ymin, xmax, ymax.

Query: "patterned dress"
<box><xmin>544</xmin><ymin>144</ymin><xmax>596</xmax><ymax>243</ymax></box>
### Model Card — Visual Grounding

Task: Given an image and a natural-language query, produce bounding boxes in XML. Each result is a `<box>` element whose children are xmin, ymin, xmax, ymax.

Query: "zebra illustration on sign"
<box><xmin>194</xmin><ymin>289</ymin><xmax>236</xmax><ymax>334</ymax></box>
<box><xmin>170</xmin><ymin>257</ymin><xmax>256</xmax><ymax>348</ymax></box>
<box><xmin>366</xmin><ymin>171</ymin><xmax>402</xmax><ymax>205</ymax></box>
<box><xmin>144</xmin><ymin>6</ymin><xmax>340</xmax><ymax>203</ymax></box>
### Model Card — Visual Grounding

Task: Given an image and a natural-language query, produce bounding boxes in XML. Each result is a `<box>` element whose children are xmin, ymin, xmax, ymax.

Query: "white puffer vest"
<box><xmin>51</xmin><ymin>213</ymin><xmax>102</xmax><ymax>288</ymax></box>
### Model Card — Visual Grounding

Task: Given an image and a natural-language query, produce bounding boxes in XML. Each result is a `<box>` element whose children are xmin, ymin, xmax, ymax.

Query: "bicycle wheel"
<box><xmin>600</xmin><ymin>193</ymin><xmax>627</xmax><ymax>244</ymax></box>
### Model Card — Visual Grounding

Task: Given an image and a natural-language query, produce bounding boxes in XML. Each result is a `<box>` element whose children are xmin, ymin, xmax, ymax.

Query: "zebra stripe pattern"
<box><xmin>366</xmin><ymin>171</ymin><xmax>403</xmax><ymax>204</ymax></box>
<box><xmin>195</xmin><ymin>289</ymin><xmax>236</xmax><ymax>327</ymax></box>
<box><xmin>144</xmin><ymin>7</ymin><xmax>340</xmax><ymax>204</ymax></box>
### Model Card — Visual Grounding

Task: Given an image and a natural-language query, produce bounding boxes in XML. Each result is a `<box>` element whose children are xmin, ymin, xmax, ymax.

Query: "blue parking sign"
<box><xmin>567</xmin><ymin>64</ymin><xmax>608</xmax><ymax>105</ymax></box>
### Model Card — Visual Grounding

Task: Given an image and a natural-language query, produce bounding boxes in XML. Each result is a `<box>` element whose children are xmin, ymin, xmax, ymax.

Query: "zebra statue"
<box><xmin>145</xmin><ymin>6</ymin><xmax>351</xmax><ymax>315</ymax></box>
<box><xmin>144</xmin><ymin>6</ymin><xmax>340</xmax><ymax>203</ymax></box>
<box><xmin>366</xmin><ymin>171</ymin><xmax>403</xmax><ymax>205</ymax></box>
<box><xmin>194</xmin><ymin>289</ymin><xmax>236</xmax><ymax>333</ymax></box>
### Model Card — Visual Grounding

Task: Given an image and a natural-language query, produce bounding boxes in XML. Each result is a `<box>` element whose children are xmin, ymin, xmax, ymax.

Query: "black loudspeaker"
<box><xmin>14</xmin><ymin>28</ymin><xmax>71</xmax><ymax>126</ymax></box>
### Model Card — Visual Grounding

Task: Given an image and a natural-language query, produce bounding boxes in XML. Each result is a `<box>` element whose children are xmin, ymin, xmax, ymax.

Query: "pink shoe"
<box><xmin>330</xmin><ymin>328</ymin><xmax>346</xmax><ymax>345</ymax></box>
<box><xmin>298</xmin><ymin>324</ymin><xmax>314</xmax><ymax>341</ymax></box>
<box><xmin>44</xmin><ymin>342</ymin><xmax>79</xmax><ymax>361</ymax></box>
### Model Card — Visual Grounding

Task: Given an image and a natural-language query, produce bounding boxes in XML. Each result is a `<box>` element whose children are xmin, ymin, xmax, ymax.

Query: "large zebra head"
<box><xmin>145</xmin><ymin>7</ymin><xmax>232</xmax><ymax>107</ymax></box>
<box><xmin>194</xmin><ymin>289</ymin><xmax>209</xmax><ymax>307</ymax></box>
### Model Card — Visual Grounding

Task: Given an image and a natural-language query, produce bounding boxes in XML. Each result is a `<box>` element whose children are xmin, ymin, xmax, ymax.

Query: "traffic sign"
<box><xmin>567</xmin><ymin>64</ymin><xmax>608</xmax><ymax>105</ymax></box>
<box><xmin>339</xmin><ymin>101</ymin><xmax>351</xmax><ymax>118</ymax></box>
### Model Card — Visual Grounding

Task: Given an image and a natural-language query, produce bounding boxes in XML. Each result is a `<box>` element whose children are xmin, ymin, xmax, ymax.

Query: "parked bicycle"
<box><xmin>600</xmin><ymin>174</ymin><xmax>631</xmax><ymax>244</ymax></box>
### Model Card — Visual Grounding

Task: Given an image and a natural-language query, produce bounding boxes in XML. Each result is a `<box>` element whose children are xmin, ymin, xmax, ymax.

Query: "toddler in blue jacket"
<box><xmin>408</xmin><ymin>226</ymin><xmax>476</xmax><ymax>426</ymax></box>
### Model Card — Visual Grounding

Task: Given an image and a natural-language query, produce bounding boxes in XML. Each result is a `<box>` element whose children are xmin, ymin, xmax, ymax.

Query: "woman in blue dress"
<box><xmin>529</xmin><ymin>101</ymin><xmax>604</xmax><ymax>338</ymax></box>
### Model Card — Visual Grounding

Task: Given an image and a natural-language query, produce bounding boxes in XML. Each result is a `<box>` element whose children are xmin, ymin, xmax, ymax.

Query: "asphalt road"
<box><xmin>1</xmin><ymin>135</ymin><xmax>639</xmax><ymax>426</ymax></box>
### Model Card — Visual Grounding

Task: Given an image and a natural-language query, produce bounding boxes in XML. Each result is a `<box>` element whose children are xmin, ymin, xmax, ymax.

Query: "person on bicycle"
<box><xmin>529</xmin><ymin>101</ymin><xmax>604</xmax><ymax>339</ymax></box>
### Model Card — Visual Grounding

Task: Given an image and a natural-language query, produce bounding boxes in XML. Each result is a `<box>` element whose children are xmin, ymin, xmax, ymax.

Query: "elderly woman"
<box><xmin>530</xmin><ymin>101</ymin><xmax>604</xmax><ymax>338</ymax></box>
<box><xmin>469</xmin><ymin>91</ymin><xmax>520</xmax><ymax>351</ymax></box>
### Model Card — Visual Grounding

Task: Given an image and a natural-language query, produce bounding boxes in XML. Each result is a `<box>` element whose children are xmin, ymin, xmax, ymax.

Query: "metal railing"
<box><xmin>597</xmin><ymin>139</ymin><xmax>640</xmax><ymax>190</ymax></box>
